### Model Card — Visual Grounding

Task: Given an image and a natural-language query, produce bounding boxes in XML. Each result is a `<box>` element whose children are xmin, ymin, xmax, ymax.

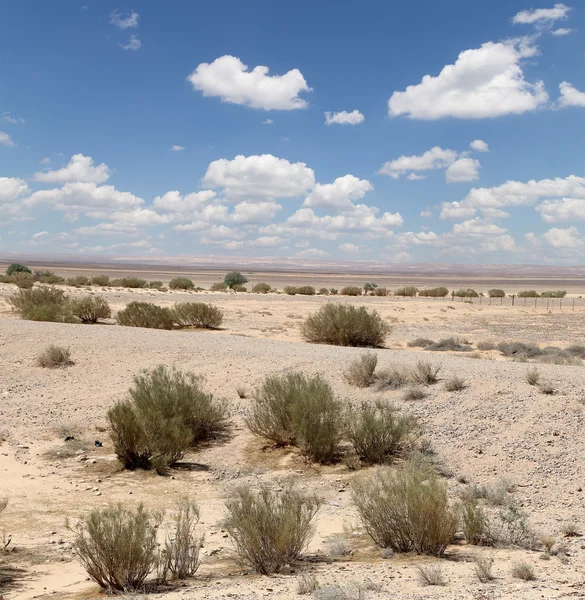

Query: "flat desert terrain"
<box><xmin>1</xmin><ymin>269</ymin><xmax>585</xmax><ymax>600</ymax></box>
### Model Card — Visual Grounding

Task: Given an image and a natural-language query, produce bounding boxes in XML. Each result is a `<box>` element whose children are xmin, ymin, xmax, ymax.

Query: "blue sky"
<box><xmin>1</xmin><ymin>1</ymin><xmax>584</xmax><ymax>264</ymax></box>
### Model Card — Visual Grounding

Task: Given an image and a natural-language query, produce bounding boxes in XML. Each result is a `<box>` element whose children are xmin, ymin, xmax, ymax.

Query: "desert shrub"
<box><xmin>490</xmin><ymin>505</ymin><xmax>536</xmax><ymax>548</ymax></box>
<box><xmin>298</xmin><ymin>285</ymin><xmax>315</xmax><ymax>296</ymax></box>
<box><xmin>364</xmin><ymin>283</ymin><xmax>377</xmax><ymax>293</ymax></box>
<box><xmin>11</xmin><ymin>271</ymin><xmax>34</xmax><ymax>288</ymax></box>
<box><xmin>407</xmin><ymin>337</ymin><xmax>433</xmax><ymax>348</ymax></box>
<box><xmin>302</xmin><ymin>303</ymin><xmax>390</xmax><ymax>348</ymax></box>
<box><xmin>518</xmin><ymin>290</ymin><xmax>539</xmax><ymax>298</ymax></box>
<box><xmin>224</xmin><ymin>271</ymin><xmax>248</xmax><ymax>289</ymax></box>
<box><xmin>525</xmin><ymin>367</ymin><xmax>540</xmax><ymax>386</ymax></box>
<box><xmin>8</xmin><ymin>286</ymin><xmax>74</xmax><ymax>322</ymax></box>
<box><xmin>418</xmin><ymin>287</ymin><xmax>449</xmax><ymax>298</ymax></box>
<box><xmin>223</xmin><ymin>482</ymin><xmax>321</xmax><ymax>574</ymax></box>
<box><xmin>91</xmin><ymin>275</ymin><xmax>110</xmax><ymax>286</ymax></box>
<box><xmin>66</xmin><ymin>275</ymin><xmax>90</xmax><ymax>287</ymax></box>
<box><xmin>117</xmin><ymin>302</ymin><xmax>174</xmax><ymax>330</ymax></box>
<box><xmin>538</xmin><ymin>380</ymin><xmax>555</xmax><ymax>395</ymax></box>
<box><xmin>38</xmin><ymin>273</ymin><xmax>65</xmax><ymax>284</ymax></box>
<box><xmin>111</xmin><ymin>277</ymin><xmax>148</xmax><ymax>288</ymax></box>
<box><xmin>37</xmin><ymin>345</ymin><xmax>72</xmax><ymax>368</ymax></box>
<box><xmin>169</xmin><ymin>277</ymin><xmax>194</xmax><ymax>290</ymax></box>
<box><xmin>283</xmin><ymin>285</ymin><xmax>298</xmax><ymax>295</ymax></box>
<box><xmin>297</xmin><ymin>572</ymin><xmax>319</xmax><ymax>594</ymax></box>
<box><xmin>417</xmin><ymin>564</ymin><xmax>445</xmax><ymax>586</ymax></box>
<box><xmin>540</xmin><ymin>290</ymin><xmax>566</xmax><ymax>298</ymax></box>
<box><xmin>477</xmin><ymin>341</ymin><xmax>495</xmax><ymax>351</ymax></box>
<box><xmin>474</xmin><ymin>556</ymin><xmax>494</xmax><ymax>582</ymax></box>
<box><xmin>376</xmin><ymin>366</ymin><xmax>412</xmax><ymax>390</ymax></box>
<box><xmin>318</xmin><ymin>287</ymin><xmax>329</xmax><ymax>295</ymax></box>
<box><xmin>454</xmin><ymin>288</ymin><xmax>479</xmax><ymax>298</ymax></box>
<box><xmin>402</xmin><ymin>386</ymin><xmax>427</xmax><ymax>401</ymax></box>
<box><xmin>566</xmin><ymin>344</ymin><xmax>585</xmax><ymax>358</ymax></box>
<box><xmin>149</xmin><ymin>280</ymin><xmax>163</xmax><ymax>289</ymax></box>
<box><xmin>394</xmin><ymin>286</ymin><xmax>418</xmax><ymax>297</ymax></box>
<box><xmin>425</xmin><ymin>337</ymin><xmax>472</xmax><ymax>352</ymax></box>
<box><xmin>343</xmin><ymin>352</ymin><xmax>378</xmax><ymax>387</ymax></box>
<box><xmin>374</xmin><ymin>287</ymin><xmax>389</xmax><ymax>296</ymax></box>
<box><xmin>487</xmin><ymin>289</ymin><xmax>506</xmax><ymax>298</ymax></box>
<box><xmin>511</xmin><ymin>561</ymin><xmax>536</xmax><ymax>581</ymax></box>
<box><xmin>172</xmin><ymin>302</ymin><xmax>223</xmax><ymax>329</ymax></box>
<box><xmin>108</xmin><ymin>366</ymin><xmax>229</xmax><ymax>473</ymax></box>
<box><xmin>444</xmin><ymin>376</ymin><xmax>466</xmax><ymax>392</ymax></box>
<box><xmin>232</xmin><ymin>283</ymin><xmax>247</xmax><ymax>292</ymax></box>
<box><xmin>461</xmin><ymin>499</ymin><xmax>489</xmax><ymax>545</ymax></box>
<box><xmin>411</xmin><ymin>361</ymin><xmax>440</xmax><ymax>385</ymax></box>
<box><xmin>561</xmin><ymin>522</ymin><xmax>581</xmax><ymax>537</ymax></box>
<box><xmin>352</xmin><ymin>463</ymin><xmax>458</xmax><ymax>555</ymax></box>
<box><xmin>340</xmin><ymin>286</ymin><xmax>361</xmax><ymax>296</ymax></box>
<box><xmin>6</xmin><ymin>263</ymin><xmax>31</xmax><ymax>276</ymax></box>
<box><xmin>329</xmin><ymin>288</ymin><xmax>338</xmax><ymax>295</ymax></box>
<box><xmin>210</xmin><ymin>282</ymin><xmax>228</xmax><ymax>291</ymax></box>
<box><xmin>497</xmin><ymin>341</ymin><xmax>541</xmax><ymax>358</ymax></box>
<box><xmin>537</xmin><ymin>348</ymin><xmax>581</xmax><ymax>365</ymax></box>
<box><xmin>325</xmin><ymin>536</ymin><xmax>352</xmax><ymax>558</ymax></box>
<box><xmin>71</xmin><ymin>503</ymin><xmax>162</xmax><ymax>592</ymax></box>
<box><xmin>246</xmin><ymin>372</ymin><xmax>342</xmax><ymax>463</ymax></box>
<box><xmin>70</xmin><ymin>296</ymin><xmax>111</xmax><ymax>323</ymax></box>
<box><xmin>252</xmin><ymin>282</ymin><xmax>271</xmax><ymax>294</ymax></box>
<box><xmin>345</xmin><ymin>400</ymin><xmax>420</xmax><ymax>464</ymax></box>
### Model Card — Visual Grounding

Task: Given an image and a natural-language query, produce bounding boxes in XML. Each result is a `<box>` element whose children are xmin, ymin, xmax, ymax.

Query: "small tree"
<box><xmin>6</xmin><ymin>263</ymin><xmax>31</xmax><ymax>276</ymax></box>
<box><xmin>364</xmin><ymin>283</ymin><xmax>378</xmax><ymax>293</ymax></box>
<box><xmin>224</xmin><ymin>271</ymin><xmax>248</xmax><ymax>289</ymax></box>
<box><xmin>487</xmin><ymin>289</ymin><xmax>505</xmax><ymax>298</ymax></box>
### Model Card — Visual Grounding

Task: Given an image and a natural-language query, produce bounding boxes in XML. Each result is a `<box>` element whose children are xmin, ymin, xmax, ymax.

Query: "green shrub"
<box><xmin>318</xmin><ymin>287</ymin><xmax>329</xmax><ymax>295</ymax></box>
<box><xmin>298</xmin><ymin>285</ymin><xmax>315</xmax><ymax>296</ymax></box>
<box><xmin>418</xmin><ymin>287</ymin><xmax>449</xmax><ymax>298</ymax></box>
<box><xmin>38</xmin><ymin>273</ymin><xmax>65</xmax><ymax>284</ymax></box>
<box><xmin>224</xmin><ymin>271</ymin><xmax>248</xmax><ymax>289</ymax></box>
<box><xmin>210</xmin><ymin>282</ymin><xmax>228</xmax><ymax>291</ymax></box>
<box><xmin>252</xmin><ymin>283</ymin><xmax>272</xmax><ymax>294</ymax></box>
<box><xmin>172</xmin><ymin>302</ymin><xmax>223</xmax><ymax>328</ymax></box>
<box><xmin>149</xmin><ymin>280</ymin><xmax>163</xmax><ymax>289</ymax></box>
<box><xmin>461</xmin><ymin>499</ymin><xmax>489</xmax><ymax>545</ymax></box>
<box><xmin>374</xmin><ymin>287</ymin><xmax>389</xmax><ymax>296</ymax></box>
<box><xmin>66</xmin><ymin>275</ymin><xmax>90</xmax><ymax>287</ymax></box>
<box><xmin>488</xmin><ymin>289</ymin><xmax>505</xmax><ymax>298</ymax></box>
<box><xmin>6</xmin><ymin>263</ymin><xmax>31</xmax><ymax>276</ymax></box>
<box><xmin>284</xmin><ymin>285</ymin><xmax>299</xmax><ymax>295</ymax></box>
<box><xmin>70</xmin><ymin>296</ymin><xmax>111</xmax><ymax>323</ymax></box>
<box><xmin>8</xmin><ymin>286</ymin><xmax>74</xmax><ymax>322</ymax></box>
<box><xmin>37</xmin><ymin>345</ymin><xmax>72</xmax><ymax>368</ymax></box>
<box><xmin>394</xmin><ymin>286</ymin><xmax>418</xmax><ymax>297</ymax></box>
<box><xmin>329</xmin><ymin>288</ymin><xmax>338</xmax><ymax>295</ymax></box>
<box><xmin>223</xmin><ymin>482</ymin><xmax>320</xmax><ymax>574</ymax></box>
<box><xmin>301</xmin><ymin>303</ymin><xmax>390</xmax><ymax>348</ymax></box>
<box><xmin>107</xmin><ymin>366</ymin><xmax>229</xmax><ymax>473</ymax></box>
<box><xmin>11</xmin><ymin>271</ymin><xmax>34</xmax><ymax>289</ymax></box>
<box><xmin>91</xmin><ymin>275</ymin><xmax>110</xmax><ymax>287</ymax></box>
<box><xmin>345</xmin><ymin>400</ymin><xmax>420</xmax><ymax>464</ymax></box>
<box><xmin>117</xmin><ymin>302</ymin><xmax>174</xmax><ymax>330</ymax></box>
<box><xmin>518</xmin><ymin>290</ymin><xmax>539</xmax><ymax>298</ymax></box>
<box><xmin>111</xmin><ymin>277</ymin><xmax>148</xmax><ymax>288</ymax></box>
<box><xmin>364</xmin><ymin>283</ymin><xmax>377</xmax><ymax>293</ymax></box>
<box><xmin>343</xmin><ymin>352</ymin><xmax>378</xmax><ymax>387</ymax></box>
<box><xmin>340</xmin><ymin>286</ymin><xmax>361</xmax><ymax>296</ymax></box>
<box><xmin>246</xmin><ymin>372</ymin><xmax>342</xmax><ymax>463</ymax></box>
<box><xmin>169</xmin><ymin>277</ymin><xmax>195</xmax><ymax>290</ymax></box>
<box><xmin>352</xmin><ymin>463</ymin><xmax>457</xmax><ymax>555</ymax></box>
<box><xmin>71</xmin><ymin>503</ymin><xmax>162</xmax><ymax>592</ymax></box>
<box><xmin>540</xmin><ymin>290</ymin><xmax>566</xmax><ymax>298</ymax></box>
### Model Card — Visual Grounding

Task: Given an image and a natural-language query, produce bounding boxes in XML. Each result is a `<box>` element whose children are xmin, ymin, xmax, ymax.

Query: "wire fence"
<box><xmin>391</xmin><ymin>294</ymin><xmax>585</xmax><ymax>311</ymax></box>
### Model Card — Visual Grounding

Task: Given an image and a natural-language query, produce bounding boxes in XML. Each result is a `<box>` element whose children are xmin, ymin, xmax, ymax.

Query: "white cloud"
<box><xmin>110</xmin><ymin>10</ymin><xmax>139</xmax><ymax>29</ymax></box>
<box><xmin>388</xmin><ymin>39</ymin><xmax>548</xmax><ymax>119</ymax></box>
<box><xmin>557</xmin><ymin>82</ymin><xmax>585</xmax><ymax>108</ymax></box>
<box><xmin>1</xmin><ymin>112</ymin><xmax>24</xmax><ymax>124</ymax></box>
<box><xmin>407</xmin><ymin>173</ymin><xmax>427</xmax><ymax>180</ymax></box>
<box><xmin>470</xmin><ymin>139</ymin><xmax>489</xmax><ymax>152</ymax></box>
<box><xmin>445</xmin><ymin>157</ymin><xmax>480</xmax><ymax>183</ymax></box>
<box><xmin>536</xmin><ymin>198</ymin><xmax>585</xmax><ymax>222</ymax></box>
<box><xmin>452</xmin><ymin>218</ymin><xmax>507</xmax><ymax>235</ymax></box>
<box><xmin>0</xmin><ymin>132</ymin><xmax>15</xmax><ymax>147</ymax></box>
<box><xmin>296</xmin><ymin>248</ymin><xmax>329</xmax><ymax>258</ymax></box>
<box><xmin>263</xmin><ymin>119</ymin><xmax>274</xmax><ymax>125</ymax></box>
<box><xmin>187</xmin><ymin>55</ymin><xmax>311</xmax><ymax>110</ymax></box>
<box><xmin>512</xmin><ymin>4</ymin><xmax>570</xmax><ymax>27</ymax></box>
<box><xmin>170</xmin><ymin>145</ymin><xmax>185</xmax><ymax>151</ymax></box>
<box><xmin>231</xmin><ymin>201</ymin><xmax>281</xmax><ymax>223</ymax></box>
<box><xmin>541</xmin><ymin>226</ymin><xmax>583</xmax><ymax>248</ymax></box>
<box><xmin>33</xmin><ymin>154</ymin><xmax>111</xmax><ymax>184</ymax></box>
<box><xmin>339</xmin><ymin>243</ymin><xmax>360</xmax><ymax>252</ymax></box>
<box><xmin>153</xmin><ymin>190</ymin><xmax>217</xmax><ymax>214</ymax></box>
<box><xmin>75</xmin><ymin>223</ymin><xmax>141</xmax><ymax>237</ymax></box>
<box><xmin>40</xmin><ymin>157</ymin><xmax>51</xmax><ymax>165</ymax></box>
<box><xmin>552</xmin><ymin>27</ymin><xmax>573</xmax><ymax>35</ymax></box>
<box><xmin>303</xmin><ymin>175</ymin><xmax>372</xmax><ymax>211</ymax></box>
<box><xmin>31</xmin><ymin>231</ymin><xmax>48</xmax><ymax>240</ymax></box>
<box><xmin>379</xmin><ymin>146</ymin><xmax>458</xmax><ymax>178</ymax></box>
<box><xmin>324</xmin><ymin>110</ymin><xmax>364</xmax><ymax>125</ymax></box>
<box><xmin>202</xmin><ymin>154</ymin><xmax>315</xmax><ymax>201</ymax></box>
<box><xmin>0</xmin><ymin>177</ymin><xmax>29</xmax><ymax>202</ymax></box>
<box><xmin>420</xmin><ymin>209</ymin><xmax>432</xmax><ymax>217</ymax></box>
<box><xmin>120</xmin><ymin>35</ymin><xmax>141</xmax><ymax>51</ymax></box>
<box><xmin>249</xmin><ymin>236</ymin><xmax>284</xmax><ymax>247</ymax></box>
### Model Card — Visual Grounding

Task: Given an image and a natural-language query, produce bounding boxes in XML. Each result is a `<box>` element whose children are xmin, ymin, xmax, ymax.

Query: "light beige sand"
<box><xmin>0</xmin><ymin>281</ymin><xmax>584</xmax><ymax>599</ymax></box>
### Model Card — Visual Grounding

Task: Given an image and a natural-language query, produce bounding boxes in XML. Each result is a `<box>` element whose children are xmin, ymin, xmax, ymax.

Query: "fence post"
<box><xmin>512</xmin><ymin>294</ymin><xmax>515</xmax><ymax>306</ymax></box>
<box><xmin>547</xmin><ymin>298</ymin><xmax>550</xmax><ymax>311</ymax></box>
<box><xmin>560</xmin><ymin>298</ymin><xmax>563</xmax><ymax>311</ymax></box>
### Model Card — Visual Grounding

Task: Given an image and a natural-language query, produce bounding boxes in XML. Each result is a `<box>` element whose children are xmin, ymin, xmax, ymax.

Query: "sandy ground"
<box><xmin>1</xmin><ymin>281</ymin><xmax>585</xmax><ymax>599</ymax></box>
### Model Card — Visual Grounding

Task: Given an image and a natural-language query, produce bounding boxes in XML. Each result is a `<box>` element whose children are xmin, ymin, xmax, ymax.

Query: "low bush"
<box><xmin>345</xmin><ymin>400</ymin><xmax>420</xmax><ymax>464</ymax></box>
<box><xmin>318</xmin><ymin>287</ymin><xmax>329</xmax><ymax>295</ymax></box>
<box><xmin>111</xmin><ymin>277</ymin><xmax>148</xmax><ymax>289</ymax></box>
<box><xmin>117</xmin><ymin>301</ymin><xmax>174</xmax><ymax>330</ymax></box>
<box><xmin>540</xmin><ymin>290</ymin><xmax>566</xmax><ymax>298</ymax></box>
<box><xmin>418</xmin><ymin>287</ymin><xmax>449</xmax><ymax>298</ymax></box>
<box><xmin>525</xmin><ymin>367</ymin><xmax>540</xmax><ymax>386</ymax></box>
<box><xmin>497</xmin><ymin>341</ymin><xmax>541</xmax><ymax>358</ymax></box>
<box><xmin>417</xmin><ymin>564</ymin><xmax>446</xmax><ymax>586</ymax></box>
<box><xmin>172</xmin><ymin>302</ymin><xmax>223</xmax><ymax>329</ymax></box>
<box><xmin>107</xmin><ymin>365</ymin><xmax>229</xmax><ymax>473</ymax></box>
<box><xmin>66</xmin><ymin>275</ymin><xmax>90</xmax><ymax>287</ymax></box>
<box><xmin>518</xmin><ymin>290</ymin><xmax>539</xmax><ymax>298</ymax></box>
<box><xmin>11</xmin><ymin>271</ymin><xmax>34</xmax><ymax>288</ymax></box>
<box><xmin>566</xmin><ymin>344</ymin><xmax>585</xmax><ymax>359</ymax></box>
<box><xmin>71</xmin><ymin>503</ymin><xmax>162</xmax><ymax>592</ymax></box>
<box><xmin>352</xmin><ymin>463</ymin><xmax>458</xmax><ymax>555</ymax></box>
<box><xmin>461</xmin><ymin>499</ymin><xmax>489</xmax><ymax>545</ymax></box>
<box><xmin>8</xmin><ymin>286</ymin><xmax>74</xmax><ymax>322</ymax></box>
<box><xmin>70</xmin><ymin>296</ymin><xmax>111</xmax><ymax>323</ymax></box>
<box><xmin>38</xmin><ymin>273</ymin><xmax>65</xmax><ymax>284</ymax></box>
<box><xmin>374</xmin><ymin>287</ymin><xmax>389</xmax><ymax>296</ymax></box>
<box><xmin>149</xmin><ymin>280</ymin><xmax>163</xmax><ymax>289</ymax></box>
<box><xmin>444</xmin><ymin>376</ymin><xmax>466</xmax><ymax>392</ymax></box>
<box><xmin>343</xmin><ymin>352</ymin><xmax>378</xmax><ymax>387</ymax></box>
<box><xmin>402</xmin><ymin>386</ymin><xmax>427</xmax><ymax>401</ymax></box>
<box><xmin>411</xmin><ymin>361</ymin><xmax>440</xmax><ymax>385</ymax></box>
<box><xmin>210</xmin><ymin>282</ymin><xmax>228</xmax><ymax>291</ymax></box>
<box><xmin>232</xmin><ymin>283</ymin><xmax>247</xmax><ymax>292</ymax></box>
<box><xmin>538</xmin><ymin>380</ymin><xmax>555</xmax><ymax>395</ymax></box>
<box><xmin>474</xmin><ymin>556</ymin><xmax>494</xmax><ymax>582</ymax></box>
<box><xmin>477</xmin><ymin>340</ymin><xmax>495</xmax><ymax>351</ymax></box>
<box><xmin>298</xmin><ymin>285</ymin><xmax>315</xmax><ymax>296</ymax></box>
<box><xmin>169</xmin><ymin>277</ymin><xmax>195</xmax><ymax>290</ymax></box>
<box><xmin>454</xmin><ymin>288</ymin><xmax>479</xmax><ymax>298</ymax></box>
<box><xmin>407</xmin><ymin>337</ymin><xmax>434</xmax><ymax>348</ymax></box>
<box><xmin>297</xmin><ymin>572</ymin><xmax>319</xmax><ymax>594</ymax></box>
<box><xmin>340</xmin><ymin>286</ymin><xmax>361</xmax><ymax>296</ymax></box>
<box><xmin>487</xmin><ymin>289</ymin><xmax>506</xmax><ymax>298</ymax></box>
<box><xmin>329</xmin><ymin>288</ymin><xmax>338</xmax><ymax>295</ymax></box>
<box><xmin>511</xmin><ymin>561</ymin><xmax>536</xmax><ymax>581</ymax></box>
<box><xmin>283</xmin><ymin>286</ymin><xmax>298</xmax><ymax>295</ymax></box>
<box><xmin>425</xmin><ymin>337</ymin><xmax>472</xmax><ymax>352</ymax></box>
<box><xmin>223</xmin><ymin>482</ymin><xmax>320</xmax><ymax>574</ymax></box>
<box><xmin>252</xmin><ymin>282</ymin><xmax>272</xmax><ymax>294</ymax></box>
<box><xmin>394</xmin><ymin>286</ymin><xmax>418</xmax><ymax>297</ymax></box>
<box><xmin>6</xmin><ymin>263</ymin><xmax>31</xmax><ymax>276</ymax></box>
<box><xmin>302</xmin><ymin>303</ymin><xmax>390</xmax><ymax>348</ymax></box>
<box><xmin>37</xmin><ymin>345</ymin><xmax>72</xmax><ymax>368</ymax></box>
<box><xmin>91</xmin><ymin>275</ymin><xmax>110</xmax><ymax>287</ymax></box>
<box><xmin>376</xmin><ymin>366</ymin><xmax>412</xmax><ymax>390</ymax></box>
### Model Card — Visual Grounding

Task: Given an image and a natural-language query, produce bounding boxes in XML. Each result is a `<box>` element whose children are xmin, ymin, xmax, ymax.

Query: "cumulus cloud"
<box><xmin>339</xmin><ymin>243</ymin><xmax>360</xmax><ymax>252</ymax></box>
<box><xmin>187</xmin><ymin>55</ymin><xmax>311</xmax><ymax>110</ymax></box>
<box><xmin>34</xmin><ymin>154</ymin><xmax>111</xmax><ymax>184</ymax></box>
<box><xmin>470</xmin><ymin>139</ymin><xmax>489</xmax><ymax>152</ymax></box>
<box><xmin>0</xmin><ymin>132</ymin><xmax>15</xmax><ymax>147</ymax></box>
<box><xmin>557</xmin><ymin>82</ymin><xmax>585</xmax><ymax>108</ymax></box>
<box><xmin>536</xmin><ymin>198</ymin><xmax>585</xmax><ymax>222</ymax></box>
<box><xmin>379</xmin><ymin>146</ymin><xmax>458</xmax><ymax>179</ymax></box>
<box><xmin>249</xmin><ymin>236</ymin><xmax>284</xmax><ymax>247</ymax></box>
<box><xmin>296</xmin><ymin>248</ymin><xmax>329</xmax><ymax>258</ymax></box>
<box><xmin>153</xmin><ymin>190</ymin><xmax>217</xmax><ymax>214</ymax></box>
<box><xmin>541</xmin><ymin>226</ymin><xmax>583</xmax><ymax>248</ymax></box>
<box><xmin>120</xmin><ymin>35</ymin><xmax>141</xmax><ymax>51</ymax></box>
<box><xmin>109</xmin><ymin>10</ymin><xmax>140</xmax><ymax>29</ymax></box>
<box><xmin>0</xmin><ymin>177</ymin><xmax>29</xmax><ymax>202</ymax></box>
<box><xmin>388</xmin><ymin>39</ymin><xmax>548</xmax><ymax>119</ymax></box>
<box><xmin>512</xmin><ymin>3</ymin><xmax>570</xmax><ymax>27</ymax></box>
<box><xmin>231</xmin><ymin>201</ymin><xmax>282</xmax><ymax>224</ymax></box>
<box><xmin>445</xmin><ymin>157</ymin><xmax>480</xmax><ymax>183</ymax></box>
<box><xmin>407</xmin><ymin>173</ymin><xmax>427</xmax><ymax>181</ymax></box>
<box><xmin>324</xmin><ymin>110</ymin><xmax>365</xmax><ymax>125</ymax></box>
<box><xmin>303</xmin><ymin>175</ymin><xmax>372</xmax><ymax>211</ymax></box>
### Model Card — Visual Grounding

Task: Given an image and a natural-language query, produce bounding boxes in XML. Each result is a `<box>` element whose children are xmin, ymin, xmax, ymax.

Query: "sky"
<box><xmin>0</xmin><ymin>1</ymin><xmax>584</xmax><ymax>265</ymax></box>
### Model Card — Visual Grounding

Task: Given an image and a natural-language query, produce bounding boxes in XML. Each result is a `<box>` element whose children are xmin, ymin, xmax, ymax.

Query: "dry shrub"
<box><xmin>70</xmin><ymin>296</ymin><xmax>111</xmax><ymax>323</ymax></box>
<box><xmin>117</xmin><ymin>301</ymin><xmax>174</xmax><ymax>330</ymax></box>
<box><xmin>345</xmin><ymin>400</ymin><xmax>420</xmax><ymax>464</ymax></box>
<box><xmin>298</xmin><ymin>286</ymin><xmax>316</xmax><ymax>295</ymax></box>
<box><xmin>302</xmin><ymin>303</ymin><xmax>390</xmax><ymax>348</ymax></box>
<box><xmin>169</xmin><ymin>277</ymin><xmax>194</xmax><ymax>290</ymax></box>
<box><xmin>66</xmin><ymin>275</ymin><xmax>90</xmax><ymax>287</ymax></box>
<box><xmin>374</xmin><ymin>287</ymin><xmax>389</xmax><ymax>296</ymax></box>
<box><xmin>477</xmin><ymin>341</ymin><xmax>496</xmax><ymax>351</ymax></box>
<box><xmin>425</xmin><ymin>337</ymin><xmax>472</xmax><ymax>352</ymax></box>
<box><xmin>566</xmin><ymin>344</ymin><xmax>585</xmax><ymax>359</ymax></box>
<box><xmin>343</xmin><ymin>352</ymin><xmax>378</xmax><ymax>387</ymax></box>
<box><xmin>8</xmin><ymin>286</ymin><xmax>74</xmax><ymax>322</ymax></box>
<box><xmin>107</xmin><ymin>366</ymin><xmax>229</xmax><ymax>473</ymax></box>
<box><xmin>172</xmin><ymin>302</ymin><xmax>223</xmax><ymax>328</ymax></box>
<box><xmin>111</xmin><ymin>277</ymin><xmax>148</xmax><ymax>288</ymax></box>
<box><xmin>444</xmin><ymin>376</ymin><xmax>467</xmax><ymax>392</ymax></box>
<box><xmin>326</xmin><ymin>536</ymin><xmax>353</xmax><ymax>558</ymax></box>
<box><xmin>497</xmin><ymin>341</ymin><xmax>541</xmax><ymax>358</ymax></box>
<box><xmin>417</xmin><ymin>564</ymin><xmax>446</xmax><ymax>586</ymax></box>
<box><xmin>37</xmin><ymin>345</ymin><xmax>72</xmax><ymax>368</ymax></box>
<box><xmin>490</xmin><ymin>505</ymin><xmax>536</xmax><ymax>548</ymax></box>
<box><xmin>318</xmin><ymin>287</ymin><xmax>330</xmax><ymax>295</ymax></box>
<box><xmin>407</xmin><ymin>338</ymin><xmax>433</xmax><ymax>348</ymax></box>
<box><xmin>525</xmin><ymin>367</ymin><xmax>540</xmax><ymax>386</ymax></box>
<box><xmin>149</xmin><ymin>280</ymin><xmax>163</xmax><ymax>289</ymax></box>
<box><xmin>411</xmin><ymin>361</ymin><xmax>440</xmax><ymax>385</ymax></box>
<box><xmin>538</xmin><ymin>380</ymin><xmax>555</xmax><ymax>395</ymax></box>
<box><xmin>252</xmin><ymin>282</ymin><xmax>272</xmax><ymax>294</ymax></box>
<box><xmin>419</xmin><ymin>287</ymin><xmax>449</xmax><ymax>298</ymax></box>
<box><xmin>461</xmin><ymin>499</ymin><xmax>489</xmax><ymax>545</ymax></box>
<box><xmin>210</xmin><ymin>282</ymin><xmax>228</xmax><ymax>291</ymax></box>
<box><xmin>511</xmin><ymin>561</ymin><xmax>536</xmax><ymax>581</ymax></box>
<box><xmin>11</xmin><ymin>271</ymin><xmax>34</xmax><ymax>288</ymax></box>
<box><xmin>71</xmin><ymin>503</ymin><xmax>162</xmax><ymax>592</ymax></box>
<box><xmin>561</xmin><ymin>522</ymin><xmax>581</xmax><ymax>537</ymax></box>
<box><xmin>223</xmin><ymin>481</ymin><xmax>321</xmax><ymax>574</ymax></box>
<box><xmin>91</xmin><ymin>275</ymin><xmax>110</xmax><ymax>286</ymax></box>
<box><xmin>352</xmin><ymin>462</ymin><xmax>458</xmax><ymax>556</ymax></box>
<box><xmin>394</xmin><ymin>286</ymin><xmax>418</xmax><ymax>297</ymax></box>
<box><xmin>297</xmin><ymin>572</ymin><xmax>319</xmax><ymax>594</ymax></box>
<box><xmin>284</xmin><ymin>285</ymin><xmax>299</xmax><ymax>295</ymax></box>
<box><xmin>232</xmin><ymin>284</ymin><xmax>247</xmax><ymax>292</ymax></box>
<box><xmin>402</xmin><ymin>386</ymin><xmax>427</xmax><ymax>401</ymax></box>
<box><xmin>376</xmin><ymin>366</ymin><xmax>412</xmax><ymax>390</ymax></box>
<box><xmin>340</xmin><ymin>286</ymin><xmax>362</xmax><ymax>296</ymax></box>
<box><xmin>474</xmin><ymin>555</ymin><xmax>494</xmax><ymax>582</ymax></box>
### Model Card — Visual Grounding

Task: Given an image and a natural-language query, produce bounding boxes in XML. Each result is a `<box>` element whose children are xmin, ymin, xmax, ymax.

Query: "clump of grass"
<box><xmin>297</xmin><ymin>572</ymin><xmax>319</xmax><ymax>594</ymax></box>
<box><xmin>37</xmin><ymin>345</ymin><xmax>72</xmax><ymax>368</ymax></box>
<box><xmin>525</xmin><ymin>367</ymin><xmax>540</xmax><ymax>386</ymax></box>
<box><xmin>538</xmin><ymin>381</ymin><xmax>555</xmax><ymax>395</ymax></box>
<box><xmin>107</xmin><ymin>365</ymin><xmax>229</xmax><ymax>473</ymax></box>
<box><xmin>210</xmin><ymin>282</ymin><xmax>228</xmax><ymax>292</ymax></box>
<box><xmin>298</xmin><ymin>285</ymin><xmax>315</xmax><ymax>295</ymax></box>
<box><xmin>477</xmin><ymin>341</ymin><xmax>496</xmax><ymax>351</ymax></box>
<box><xmin>375</xmin><ymin>366</ymin><xmax>412</xmax><ymax>390</ymax></box>
<box><xmin>69</xmin><ymin>296</ymin><xmax>111</xmax><ymax>323</ymax></box>
<box><xmin>345</xmin><ymin>400</ymin><xmax>420</xmax><ymax>464</ymax></box>
<box><xmin>223</xmin><ymin>481</ymin><xmax>321</xmax><ymax>574</ymax></box>
<box><xmin>444</xmin><ymin>376</ymin><xmax>467</xmax><ymax>392</ymax></box>
<box><xmin>343</xmin><ymin>352</ymin><xmax>378</xmax><ymax>387</ymax></box>
<box><xmin>111</xmin><ymin>277</ymin><xmax>148</xmax><ymax>288</ymax></box>
<box><xmin>417</xmin><ymin>564</ymin><xmax>446</xmax><ymax>586</ymax></box>
<box><xmin>66</xmin><ymin>275</ymin><xmax>91</xmax><ymax>287</ymax></box>
<box><xmin>117</xmin><ymin>301</ymin><xmax>175</xmax><ymax>330</ymax></box>
<box><xmin>352</xmin><ymin>462</ymin><xmax>458</xmax><ymax>556</ymax></box>
<box><xmin>474</xmin><ymin>555</ymin><xmax>495</xmax><ymax>582</ymax></box>
<box><xmin>407</xmin><ymin>338</ymin><xmax>433</xmax><ymax>348</ymax></box>
<box><xmin>252</xmin><ymin>283</ymin><xmax>272</xmax><ymax>294</ymax></box>
<box><xmin>8</xmin><ymin>286</ymin><xmax>75</xmax><ymax>322</ymax></box>
<box><xmin>561</xmin><ymin>522</ymin><xmax>581</xmax><ymax>537</ymax></box>
<box><xmin>302</xmin><ymin>303</ymin><xmax>390</xmax><ymax>348</ymax></box>
<box><xmin>91</xmin><ymin>275</ymin><xmax>110</xmax><ymax>286</ymax></box>
<box><xmin>411</xmin><ymin>361</ymin><xmax>441</xmax><ymax>385</ymax></box>
<box><xmin>461</xmin><ymin>499</ymin><xmax>489</xmax><ymax>545</ymax></box>
<box><xmin>497</xmin><ymin>341</ymin><xmax>541</xmax><ymax>358</ymax></box>
<box><xmin>511</xmin><ymin>561</ymin><xmax>536</xmax><ymax>581</ymax></box>
<box><xmin>172</xmin><ymin>302</ymin><xmax>223</xmax><ymax>329</ymax></box>
<box><xmin>340</xmin><ymin>286</ymin><xmax>362</xmax><ymax>296</ymax></box>
<box><xmin>425</xmin><ymin>337</ymin><xmax>472</xmax><ymax>352</ymax></box>
<box><xmin>402</xmin><ymin>386</ymin><xmax>427</xmax><ymax>401</ymax></box>
<box><xmin>169</xmin><ymin>277</ymin><xmax>194</xmax><ymax>290</ymax></box>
